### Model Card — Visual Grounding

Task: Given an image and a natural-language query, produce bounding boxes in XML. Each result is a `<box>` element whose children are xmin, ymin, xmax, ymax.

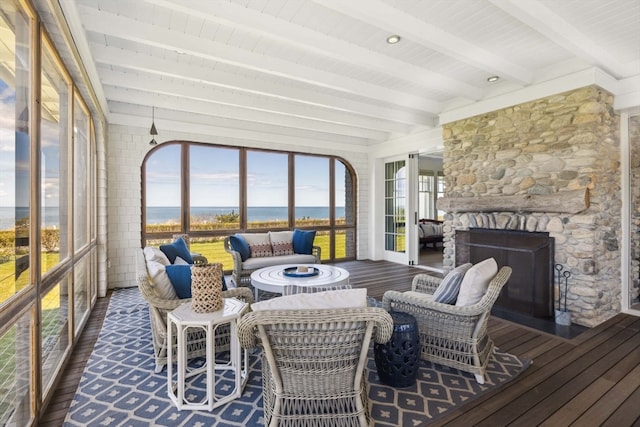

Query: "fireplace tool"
<box><xmin>554</xmin><ymin>263</ymin><xmax>571</xmax><ymax>326</ymax></box>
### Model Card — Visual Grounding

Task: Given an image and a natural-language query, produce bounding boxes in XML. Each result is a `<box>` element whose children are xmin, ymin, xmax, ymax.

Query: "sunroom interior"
<box><xmin>0</xmin><ymin>0</ymin><xmax>639</xmax><ymax>425</ymax></box>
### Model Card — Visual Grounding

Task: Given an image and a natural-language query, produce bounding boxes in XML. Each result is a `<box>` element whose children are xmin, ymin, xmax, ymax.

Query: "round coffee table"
<box><xmin>250</xmin><ymin>264</ymin><xmax>350</xmax><ymax>301</ymax></box>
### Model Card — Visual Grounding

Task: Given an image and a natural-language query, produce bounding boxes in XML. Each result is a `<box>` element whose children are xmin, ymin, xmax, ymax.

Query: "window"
<box><xmin>295</xmin><ymin>155</ymin><xmax>330</xmax><ymax>227</ymax></box>
<box><xmin>144</xmin><ymin>144</ymin><xmax>182</xmax><ymax>233</ymax></box>
<box><xmin>384</xmin><ymin>160</ymin><xmax>406</xmax><ymax>252</ymax></box>
<box><xmin>143</xmin><ymin>143</ymin><xmax>357</xmax><ymax>266</ymax></box>
<box><xmin>189</xmin><ymin>145</ymin><xmax>240</xmax><ymax>230</ymax></box>
<box><xmin>418</xmin><ymin>170</ymin><xmax>445</xmax><ymax>220</ymax></box>
<box><xmin>0</xmin><ymin>0</ymin><xmax>32</xmax><ymax>306</ymax></box>
<box><xmin>41</xmin><ymin>37</ymin><xmax>71</xmax><ymax>275</ymax></box>
<box><xmin>0</xmin><ymin>3</ymin><xmax>99</xmax><ymax>424</ymax></box>
<box><xmin>418</xmin><ymin>172</ymin><xmax>435</xmax><ymax>219</ymax></box>
<box><xmin>73</xmin><ymin>94</ymin><xmax>90</xmax><ymax>251</ymax></box>
<box><xmin>247</xmin><ymin>151</ymin><xmax>288</xmax><ymax>229</ymax></box>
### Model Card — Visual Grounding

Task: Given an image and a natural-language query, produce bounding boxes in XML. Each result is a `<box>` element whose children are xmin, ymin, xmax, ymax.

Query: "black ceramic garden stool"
<box><xmin>374</xmin><ymin>311</ymin><xmax>420</xmax><ymax>387</ymax></box>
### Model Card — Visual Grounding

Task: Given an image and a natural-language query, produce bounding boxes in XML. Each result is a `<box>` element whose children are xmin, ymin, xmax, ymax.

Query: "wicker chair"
<box><xmin>238</xmin><ymin>307</ymin><xmax>393</xmax><ymax>427</ymax></box>
<box><xmin>135</xmin><ymin>247</ymin><xmax>254</xmax><ymax>373</ymax></box>
<box><xmin>382</xmin><ymin>266</ymin><xmax>512</xmax><ymax>384</ymax></box>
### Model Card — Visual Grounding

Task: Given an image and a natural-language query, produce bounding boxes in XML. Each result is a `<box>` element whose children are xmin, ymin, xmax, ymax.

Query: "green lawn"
<box><xmin>190</xmin><ymin>232</ymin><xmax>346</xmax><ymax>271</ymax></box>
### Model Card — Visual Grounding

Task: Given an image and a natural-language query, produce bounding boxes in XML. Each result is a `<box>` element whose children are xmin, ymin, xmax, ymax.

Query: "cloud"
<box><xmin>190</xmin><ymin>171</ymin><xmax>239</xmax><ymax>183</ymax></box>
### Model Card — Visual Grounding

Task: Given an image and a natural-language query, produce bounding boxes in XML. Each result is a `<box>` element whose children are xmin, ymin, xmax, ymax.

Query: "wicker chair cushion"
<box><xmin>143</xmin><ymin>246</ymin><xmax>170</xmax><ymax>266</ymax></box>
<box><xmin>251</xmin><ymin>288</ymin><xmax>367</xmax><ymax>311</ymax></box>
<box><xmin>455</xmin><ymin>258</ymin><xmax>498</xmax><ymax>306</ymax></box>
<box><xmin>269</xmin><ymin>231</ymin><xmax>294</xmax><ymax>256</ymax></box>
<box><xmin>433</xmin><ymin>263</ymin><xmax>472</xmax><ymax>304</ymax></box>
<box><xmin>146</xmin><ymin>260</ymin><xmax>178</xmax><ymax>299</ymax></box>
<box><xmin>160</xmin><ymin>237</ymin><xmax>194</xmax><ymax>264</ymax></box>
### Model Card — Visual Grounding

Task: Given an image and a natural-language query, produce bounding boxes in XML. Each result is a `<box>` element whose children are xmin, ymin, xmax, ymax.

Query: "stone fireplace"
<box><xmin>438</xmin><ymin>85</ymin><xmax>621</xmax><ymax>328</ymax></box>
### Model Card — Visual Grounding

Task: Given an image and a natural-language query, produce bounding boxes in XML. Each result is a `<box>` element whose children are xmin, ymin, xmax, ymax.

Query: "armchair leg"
<box><xmin>475</xmin><ymin>373</ymin><xmax>485</xmax><ymax>384</ymax></box>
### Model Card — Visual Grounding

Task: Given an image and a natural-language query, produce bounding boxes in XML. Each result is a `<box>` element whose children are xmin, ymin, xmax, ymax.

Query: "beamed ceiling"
<box><xmin>61</xmin><ymin>0</ymin><xmax>640</xmax><ymax>148</ymax></box>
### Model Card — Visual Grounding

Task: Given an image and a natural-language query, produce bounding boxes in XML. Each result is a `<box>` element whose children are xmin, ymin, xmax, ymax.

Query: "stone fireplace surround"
<box><xmin>438</xmin><ymin>85</ymin><xmax>621</xmax><ymax>328</ymax></box>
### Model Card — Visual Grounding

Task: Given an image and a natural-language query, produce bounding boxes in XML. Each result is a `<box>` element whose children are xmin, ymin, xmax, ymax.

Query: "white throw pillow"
<box><xmin>173</xmin><ymin>256</ymin><xmax>189</xmax><ymax>265</ymax></box>
<box><xmin>143</xmin><ymin>246</ymin><xmax>170</xmax><ymax>266</ymax></box>
<box><xmin>146</xmin><ymin>260</ymin><xmax>178</xmax><ymax>299</ymax></box>
<box><xmin>455</xmin><ymin>258</ymin><xmax>498</xmax><ymax>306</ymax></box>
<box><xmin>251</xmin><ymin>288</ymin><xmax>367</xmax><ymax>311</ymax></box>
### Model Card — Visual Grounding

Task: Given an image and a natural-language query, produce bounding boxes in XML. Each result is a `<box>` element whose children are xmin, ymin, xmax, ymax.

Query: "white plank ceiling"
<box><xmin>62</xmin><ymin>0</ymin><xmax>640</xmax><ymax>147</ymax></box>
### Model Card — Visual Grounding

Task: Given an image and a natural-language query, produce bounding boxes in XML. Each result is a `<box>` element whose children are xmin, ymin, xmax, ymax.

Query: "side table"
<box><xmin>167</xmin><ymin>298</ymin><xmax>249</xmax><ymax>410</ymax></box>
<box><xmin>374</xmin><ymin>311</ymin><xmax>420</xmax><ymax>387</ymax></box>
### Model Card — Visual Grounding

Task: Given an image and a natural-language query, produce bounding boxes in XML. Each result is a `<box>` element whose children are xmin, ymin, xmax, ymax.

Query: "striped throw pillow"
<box><xmin>433</xmin><ymin>263</ymin><xmax>472</xmax><ymax>304</ymax></box>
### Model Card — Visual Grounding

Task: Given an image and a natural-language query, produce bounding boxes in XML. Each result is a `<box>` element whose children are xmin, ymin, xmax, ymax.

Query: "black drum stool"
<box><xmin>374</xmin><ymin>311</ymin><xmax>420</xmax><ymax>387</ymax></box>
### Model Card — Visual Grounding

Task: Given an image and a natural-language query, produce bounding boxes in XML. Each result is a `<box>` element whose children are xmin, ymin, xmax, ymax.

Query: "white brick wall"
<box><xmin>106</xmin><ymin>125</ymin><xmax>370</xmax><ymax>289</ymax></box>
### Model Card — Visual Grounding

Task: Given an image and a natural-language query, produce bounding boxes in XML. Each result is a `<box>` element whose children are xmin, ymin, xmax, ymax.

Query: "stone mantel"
<box><xmin>437</xmin><ymin>188</ymin><xmax>589</xmax><ymax>214</ymax></box>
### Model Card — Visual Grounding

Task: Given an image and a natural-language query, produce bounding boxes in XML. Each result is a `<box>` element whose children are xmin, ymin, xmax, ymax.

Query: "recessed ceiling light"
<box><xmin>386</xmin><ymin>35</ymin><xmax>401</xmax><ymax>44</ymax></box>
<box><xmin>487</xmin><ymin>75</ymin><xmax>500</xmax><ymax>82</ymax></box>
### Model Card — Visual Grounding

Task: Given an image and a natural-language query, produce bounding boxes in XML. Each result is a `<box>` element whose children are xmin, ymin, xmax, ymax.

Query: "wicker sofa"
<box><xmin>135</xmin><ymin>247</ymin><xmax>253</xmax><ymax>372</ymax></box>
<box><xmin>224</xmin><ymin>231</ymin><xmax>321</xmax><ymax>287</ymax></box>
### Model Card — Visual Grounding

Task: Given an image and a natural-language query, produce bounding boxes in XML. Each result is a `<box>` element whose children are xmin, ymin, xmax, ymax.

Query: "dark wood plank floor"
<box><xmin>41</xmin><ymin>260</ymin><xmax>640</xmax><ymax>426</ymax></box>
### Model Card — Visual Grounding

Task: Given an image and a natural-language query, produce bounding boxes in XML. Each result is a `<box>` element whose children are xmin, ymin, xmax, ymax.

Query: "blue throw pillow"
<box><xmin>165</xmin><ymin>265</ymin><xmax>193</xmax><ymax>298</ymax></box>
<box><xmin>166</xmin><ymin>265</ymin><xmax>228</xmax><ymax>299</ymax></box>
<box><xmin>292</xmin><ymin>229</ymin><xmax>316</xmax><ymax>255</ymax></box>
<box><xmin>229</xmin><ymin>234</ymin><xmax>250</xmax><ymax>261</ymax></box>
<box><xmin>160</xmin><ymin>237</ymin><xmax>194</xmax><ymax>264</ymax></box>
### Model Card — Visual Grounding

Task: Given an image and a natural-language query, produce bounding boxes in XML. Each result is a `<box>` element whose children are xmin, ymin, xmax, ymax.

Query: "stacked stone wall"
<box><xmin>441</xmin><ymin>86</ymin><xmax>620</xmax><ymax>327</ymax></box>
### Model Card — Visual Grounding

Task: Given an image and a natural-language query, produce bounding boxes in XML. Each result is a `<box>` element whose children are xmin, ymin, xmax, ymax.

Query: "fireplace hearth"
<box><xmin>456</xmin><ymin>228</ymin><xmax>554</xmax><ymax>319</ymax></box>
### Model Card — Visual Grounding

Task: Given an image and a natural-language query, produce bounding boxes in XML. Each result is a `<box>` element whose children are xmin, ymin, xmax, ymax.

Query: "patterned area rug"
<box><xmin>64</xmin><ymin>288</ymin><xmax>530</xmax><ymax>426</ymax></box>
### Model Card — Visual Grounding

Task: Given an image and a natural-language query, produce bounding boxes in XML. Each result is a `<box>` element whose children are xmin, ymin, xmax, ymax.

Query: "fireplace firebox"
<box><xmin>455</xmin><ymin>228</ymin><xmax>554</xmax><ymax>319</ymax></box>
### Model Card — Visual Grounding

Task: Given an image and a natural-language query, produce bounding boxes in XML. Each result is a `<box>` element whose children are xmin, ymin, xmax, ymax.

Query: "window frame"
<box><xmin>142</xmin><ymin>141</ymin><xmax>358</xmax><ymax>264</ymax></box>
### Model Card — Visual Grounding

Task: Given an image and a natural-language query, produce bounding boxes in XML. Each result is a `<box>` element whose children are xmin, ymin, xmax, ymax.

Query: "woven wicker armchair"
<box><xmin>135</xmin><ymin>248</ymin><xmax>254</xmax><ymax>373</ymax></box>
<box><xmin>238</xmin><ymin>307</ymin><xmax>393</xmax><ymax>427</ymax></box>
<box><xmin>382</xmin><ymin>266</ymin><xmax>512</xmax><ymax>384</ymax></box>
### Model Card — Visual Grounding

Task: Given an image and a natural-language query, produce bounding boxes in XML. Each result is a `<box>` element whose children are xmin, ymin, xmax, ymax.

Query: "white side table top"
<box><xmin>169</xmin><ymin>298</ymin><xmax>248</xmax><ymax>324</ymax></box>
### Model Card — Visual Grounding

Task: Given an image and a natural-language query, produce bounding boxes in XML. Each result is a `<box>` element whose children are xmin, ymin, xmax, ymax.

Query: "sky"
<box><xmin>146</xmin><ymin>144</ymin><xmax>345</xmax><ymax>207</ymax></box>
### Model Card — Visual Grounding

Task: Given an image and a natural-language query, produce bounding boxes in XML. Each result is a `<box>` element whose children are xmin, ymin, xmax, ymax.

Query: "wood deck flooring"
<box><xmin>41</xmin><ymin>259</ymin><xmax>640</xmax><ymax>426</ymax></box>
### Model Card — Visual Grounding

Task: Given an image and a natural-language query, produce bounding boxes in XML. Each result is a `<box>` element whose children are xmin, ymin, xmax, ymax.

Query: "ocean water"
<box><xmin>148</xmin><ymin>206</ymin><xmax>345</xmax><ymax>224</ymax></box>
<box><xmin>0</xmin><ymin>206</ymin><xmax>345</xmax><ymax>229</ymax></box>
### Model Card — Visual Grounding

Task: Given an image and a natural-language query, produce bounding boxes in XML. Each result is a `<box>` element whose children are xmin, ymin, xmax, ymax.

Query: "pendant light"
<box><xmin>149</xmin><ymin>106</ymin><xmax>158</xmax><ymax>146</ymax></box>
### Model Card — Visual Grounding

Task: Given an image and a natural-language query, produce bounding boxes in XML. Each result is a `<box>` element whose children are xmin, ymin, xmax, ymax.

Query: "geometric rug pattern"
<box><xmin>64</xmin><ymin>288</ymin><xmax>530</xmax><ymax>427</ymax></box>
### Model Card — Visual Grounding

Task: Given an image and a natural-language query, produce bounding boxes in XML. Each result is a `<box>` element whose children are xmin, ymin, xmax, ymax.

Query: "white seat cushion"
<box><xmin>252</xmin><ymin>288</ymin><xmax>367</xmax><ymax>311</ymax></box>
<box><xmin>243</xmin><ymin>254</ymin><xmax>317</xmax><ymax>270</ymax></box>
<box><xmin>455</xmin><ymin>258</ymin><xmax>498</xmax><ymax>307</ymax></box>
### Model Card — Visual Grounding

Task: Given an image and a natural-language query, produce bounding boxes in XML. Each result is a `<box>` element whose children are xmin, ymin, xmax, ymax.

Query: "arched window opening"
<box><xmin>142</xmin><ymin>142</ymin><xmax>357</xmax><ymax>269</ymax></box>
